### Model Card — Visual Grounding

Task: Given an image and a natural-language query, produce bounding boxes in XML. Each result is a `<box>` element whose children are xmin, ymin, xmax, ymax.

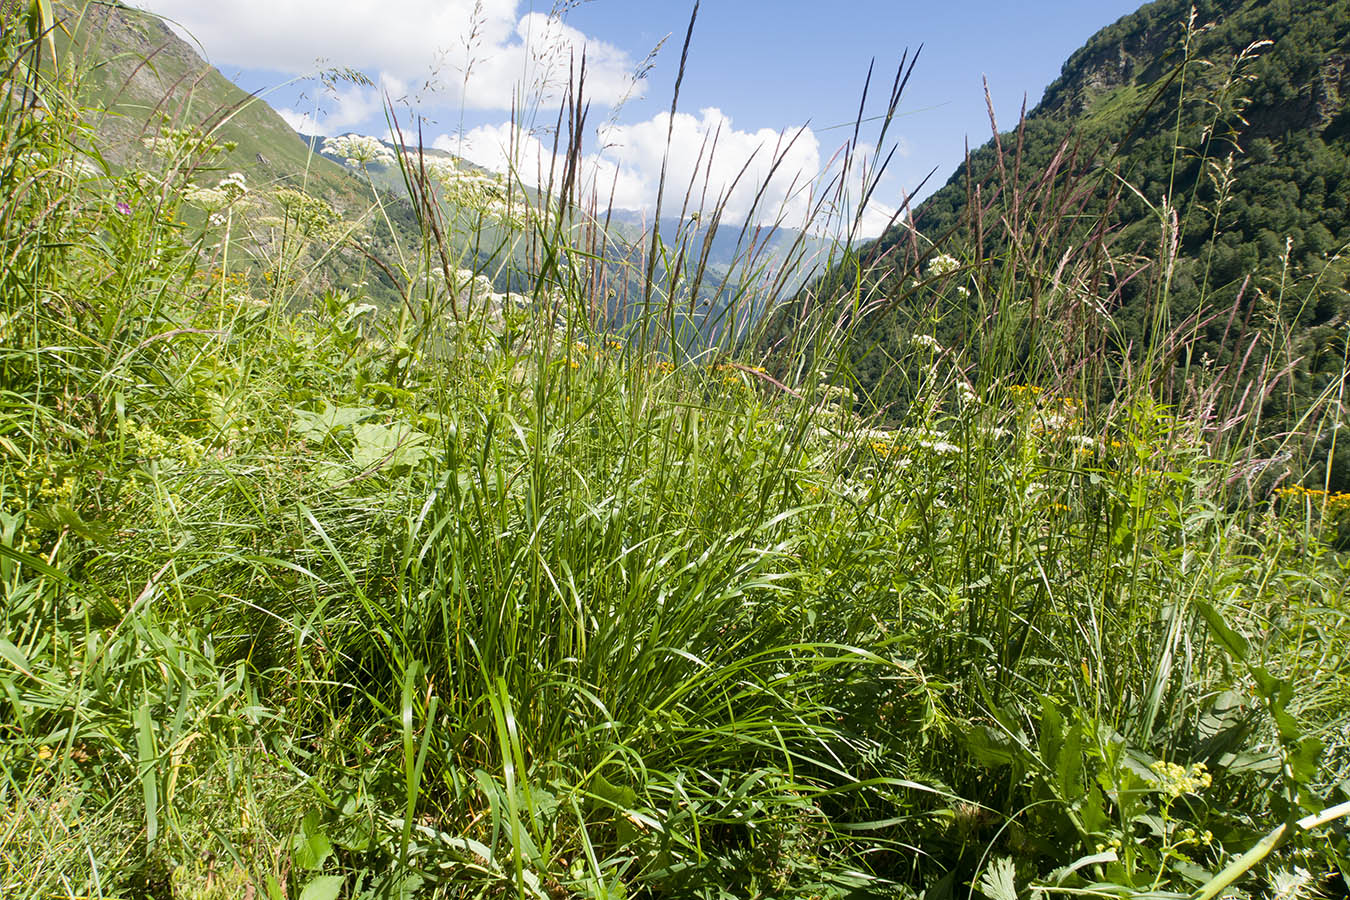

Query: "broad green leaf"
<box><xmin>1194</xmin><ymin>600</ymin><xmax>1248</xmax><ymax>662</ymax></box>
<box><xmin>1055</xmin><ymin>719</ymin><xmax>1084</xmax><ymax>800</ymax></box>
<box><xmin>352</xmin><ymin>422</ymin><xmax>429</xmax><ymax>470</ymax></box>
<box><xmin>293</xmin><ymin>403</ymin><xmax>375</xmax><ymax>442</ymax></box>
<box><xmin>298</xmin><ymin>875</ymin><xmax>344</xmax><ymax>900</ymax></box>
<box><xmin>28</xmin><ymin>0</ymin><xmax>57</xmax><ymax>60</ymax></box>
<box><xmin>0</xmin><ymin>639</ymin><xmax>34</xmax><ymax>679</ymax></box>
<box><xmin>136</xmin><ymin>699</ymin><xmax>158</xmax><ymax>846</ymax></box>
<box><xmin>589</xmin><ymin>772</ymin><xmax>639</xmax><ymax>810</ymax></box>
<box><xmin>294</xmin><ymin>808</ymin><xmax>333</xmax><ymax>870</ymax></box>
<box><xmin>1048</xmin><ymin>849</ymin><xmax>1117</xmax><ymax>885</ymax></box>
<box><xmin>0</xmin><ymin>542</ymin><xmax>71</xmax><ymax>583</ymax></box>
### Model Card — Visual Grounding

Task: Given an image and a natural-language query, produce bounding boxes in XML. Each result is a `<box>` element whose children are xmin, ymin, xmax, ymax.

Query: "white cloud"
<box><xmin>434</xmin><ymin>108</ymin><xmax>901</xmax><ymax>238</ymax></box>
<box><xmin>133</xmin><ymin>0</ymin><xmax>643</xmax><ymax>112</ymax></box>
<box><xmin>280</xmin><ymin>73</ymin><xmax>399</xmax><ymax>134</ymax></box>
<box><xmin>277</xmin><ymin>107</ymin><xmax>320</xmax><ymax>134</ymax></box>
<box><xmin>131</xmin><ymin>0</ymin><xmax>904</xmax><ymax>237</ymax></box>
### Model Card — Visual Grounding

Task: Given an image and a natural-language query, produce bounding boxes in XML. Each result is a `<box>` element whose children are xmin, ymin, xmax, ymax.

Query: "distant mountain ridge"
<box><xmin>63</xmin><ymin>4</ymin><xmax>827</xmax><ymax>335</ymax></box>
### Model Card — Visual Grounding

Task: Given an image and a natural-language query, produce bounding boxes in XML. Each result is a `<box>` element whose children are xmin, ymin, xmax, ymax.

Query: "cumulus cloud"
<box><xmin>435</xmin><ymin>108</ymin><xmax>901</xmax><ymax>238</ymax></box>
<box><xmin>133</xmin><ymin>0</ymin><xmax>643</xmax><ymax>112</ymax></box>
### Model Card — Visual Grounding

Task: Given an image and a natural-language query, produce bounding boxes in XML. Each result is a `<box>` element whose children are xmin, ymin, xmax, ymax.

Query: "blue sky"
<box><xmin>137</xmin><ymin>0</ymin><xmax>1147</xmax><ymax>236</ymax></box>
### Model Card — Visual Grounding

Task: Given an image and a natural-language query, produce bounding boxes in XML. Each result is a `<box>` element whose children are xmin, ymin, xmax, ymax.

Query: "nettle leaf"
<box><xmin>352</xmin><ymin>423</ymin><xmax>430</xmax><ymax>470</ymax></box>
<box><xmin>293</xmin><ymin>403</ymin><xmax>377</xmax><ymax>442</ymax></box>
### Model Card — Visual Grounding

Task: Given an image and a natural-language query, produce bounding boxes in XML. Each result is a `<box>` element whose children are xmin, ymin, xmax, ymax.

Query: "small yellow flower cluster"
<box><xmin>653</xmin><ymin>361</ymin><xmax>676</xmax><ymax>374</ymax></box>
<box><xmin>127</xmin><ymin>422</ymin><xmax>204</xmax><ymax>467</ymax></box>
<box><xmin>4</xmin><ymin>476</ymin><xmax>74</xmax><ymax>554</ymax></box>
<box><xmin>711</xmin><ymin>363</ymin><xmax>749</xmax><ymax>389</ymax></box>
<box><xmin>1008</xmin><ymin>384</ymin><xmax>1042</xmax><ymax>398</ymax></box>
<box><xmin>871</xmin><ymin>440</ymin><xmax>895</xmax><ymax>458</ymax></box>
<box><xmin>1150</xmin><ymin>760</ymin><xmax>1212</xmax><ymax>799</ymax></box>
<box><xmin>1274</xmin><ymin>484</ymin><xmax>1350</xmax><ymax>511</ymax></box>
<box><xmin>1174</xmin><ymin>826</ymin><xmax>1214</xmax><ymax>847</ymax></box>
<box><xmin>1095</xmin><ymin>835</ymin><xmax>1124</xmax><ymax>855</ymax></box>
<box><xmin>198</xmin><ymin>269</ymin><xmax>250</xmax><ymax>288</ymax></box>
<box><xmin>36</xmin><ymin>475</ymin><xmax>75</xmax><ymax>507</ymax></box>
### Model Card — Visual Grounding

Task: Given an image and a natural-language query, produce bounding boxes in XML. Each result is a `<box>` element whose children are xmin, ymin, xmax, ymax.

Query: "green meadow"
<box><xmin>2</xmin><ymin>4</ymin><xmax>1348</xmax><ymax>898</ymax></box>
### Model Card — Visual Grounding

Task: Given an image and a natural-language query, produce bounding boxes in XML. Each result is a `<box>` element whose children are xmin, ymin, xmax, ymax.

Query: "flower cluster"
<box><xmin>126</xmin><ymin>422</ymin><xmax>204</xmax><ymax>468</ymax></box>
<box><xmin>912</xmin><ymin>432</ymin><xmax>962</xmax><ymax>456</ymax></box>
<box><xmin>1149</xmin><ymin>760</ymin><xmax>1212</xmax><ymax>800</ymax></box>
<box><xmin>1274</xmin><ymin>484</ymin><xmax>1350</xmax><ymax>511</ymax></box>
<box><xmin>1067</xmin><ymin>434</ymin><xmax>1098</xmax><ymax>454</ymax></box>
<box><xmin>141</xmin><ymin>126</ymin><xmax>232</xmax><ymax>163</ymax></box>
<box><xmin>926</xmin><ymin>253</ymin><xmax>961</xmax><ymax>278</ymax></box>
<box><xmin>410</xmin><ymin>153</ymin><xmax>524</xmax><ymax>228</ymax></box>
<box><xmin>275</xmin><ymin>188</ymin><xmax>346</xmax><ymax>242</ymax></box>
<box><xmin>323</xmin><ymin>134</ymin><xmax>395</xmax><ymax>168</ymax></box>
<box><xmin>409</xmin><ymin>154</ymin><xmax>461</xmax><ymax>185</ymax></box>
<box><xmin>218</xmin><ymin>172</ymin><xmax>247</xmax><ymax>201</ymax></box>
<box><xmin>185</xmin><ymin>173</ymin><xmax>249</xmax><ymax>224</ymax></box>
<box><xmin>709</xmin><ymin>363</ymin><xmax>765</xmax><ymax>390</ymax></box>
<box><xmin>34</xmin><ymin>474</ymin><xmax>75</xmax><ymax>508</ymax></box>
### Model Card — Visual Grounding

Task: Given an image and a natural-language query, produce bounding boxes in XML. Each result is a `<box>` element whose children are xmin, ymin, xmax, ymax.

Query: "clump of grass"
<box><xmin>2</xmin><ymin>3</ymin><xmax>1348</xmax><ymax>899</ymax></box>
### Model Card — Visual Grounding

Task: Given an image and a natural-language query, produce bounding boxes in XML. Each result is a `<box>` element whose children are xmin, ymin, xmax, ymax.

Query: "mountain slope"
<box><xmin>801</xmin><ymin>0</ymin><xmax>1349</xmax><ymax>486</ymax></box>
<box><xmin>61</xmin><ymin>1</ymin><xmax>355</xmax><ymax>196</ymax></box>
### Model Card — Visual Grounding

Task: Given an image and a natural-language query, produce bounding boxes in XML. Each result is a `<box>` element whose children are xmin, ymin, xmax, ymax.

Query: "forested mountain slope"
<box><xmin>797</xmin><ymin>0</ymin><xmax>1350</xmax><ymax>488</ymax></box>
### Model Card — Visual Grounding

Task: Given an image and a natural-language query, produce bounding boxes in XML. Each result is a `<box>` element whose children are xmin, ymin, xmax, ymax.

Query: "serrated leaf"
<box><xmin>979</xmin><ymin>856</ymin><xmax>1018</xmax><ymax>900</ymax></box>
<box><xmin>965</xmin><ymin>724</ymin><xmax>1017</xmax><ymax>768</ymax></box>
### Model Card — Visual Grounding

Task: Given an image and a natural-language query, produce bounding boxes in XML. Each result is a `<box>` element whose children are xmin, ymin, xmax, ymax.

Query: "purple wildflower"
<box><xmin>116</xmin><ymin>201</ymin><xmax>132</xmax><ymax>215</ymax></box>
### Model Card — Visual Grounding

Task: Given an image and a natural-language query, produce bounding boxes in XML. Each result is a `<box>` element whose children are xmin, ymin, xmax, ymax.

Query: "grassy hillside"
<box><xmin>3</xmin><ymin>4</ymin><xmax>1350</xmax><ymax>900</ymax></box>
<box><xmin>61</xmin><ymin>2</ymin><xmax>360</xmax><ymax>206</ymax></box>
